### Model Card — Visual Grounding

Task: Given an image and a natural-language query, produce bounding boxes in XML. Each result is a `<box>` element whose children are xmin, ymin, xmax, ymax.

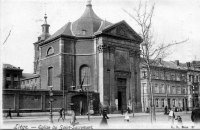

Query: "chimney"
<box><xmin>175</xmin><ymin>60</ymin><xmax>179</xmax><ymax>66</ymax></box>
<box><xmin>186</xmin><ymin>62</ymin><xmax>191</xmax><ymax>68</ymax></box>
<box><xmin>158</xmin><ymin>58</ymin><xmax>162</xmax><ymax>63</ymax></box>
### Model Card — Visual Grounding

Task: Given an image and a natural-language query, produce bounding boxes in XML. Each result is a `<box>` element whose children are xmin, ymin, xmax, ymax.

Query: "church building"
<box><xmin>33</xmin><ymin>0</ymin><xmax>142</xmax><ymax>113</ymax></box>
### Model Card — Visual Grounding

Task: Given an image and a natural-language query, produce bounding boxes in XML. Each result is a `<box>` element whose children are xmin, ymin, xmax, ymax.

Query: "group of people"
<box><xmin>5</xmin><ymin>105</ymin><xmax>200</xmax><ymax>128</ymax></box>
<box><xmin>168</xmin><ymin>108</ymin><xmax>182</xmax><ymax>128</ymax></box>
<box><xmin>167</xmin><ymin>107</ymin><xmax>200</xmax><ymax>128</ymax></box>
<box><xmin>58</xmin><ymin>107</ymin><xmax>200</xmax><ymax>128</ymax></box>
<box><xmin>100</xmin><ymin>107</ymin><xmax>130</xmax><ymax>127</ymax></box>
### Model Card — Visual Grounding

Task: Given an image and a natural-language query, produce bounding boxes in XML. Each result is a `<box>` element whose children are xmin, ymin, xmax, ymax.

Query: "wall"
<box><xmin>40</xmin><ymin>39</ymin><xmax>61</xmax><ymax>90</ymax></box>
<box><xmin>75</xmin><ymin>39</ymin><xmax>95</xmax><ymax>91</ymax></box>
<box><xmin>3</xmin><ymin>89</ymin><xmax>100</xmax><ymax>115</ymax></box>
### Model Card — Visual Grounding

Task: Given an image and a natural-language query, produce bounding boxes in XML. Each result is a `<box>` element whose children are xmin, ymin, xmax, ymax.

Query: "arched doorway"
<box><xmin>71</xmin><ymin>95</ymin><xmax>87</xmax><ymax>115</ymax></box>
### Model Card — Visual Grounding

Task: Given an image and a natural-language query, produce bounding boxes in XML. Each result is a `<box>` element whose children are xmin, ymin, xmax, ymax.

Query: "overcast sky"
<box><xmin>1</xmin><ymin>0</ymin><xmax>200</xmax><ymax>73</ymax></box>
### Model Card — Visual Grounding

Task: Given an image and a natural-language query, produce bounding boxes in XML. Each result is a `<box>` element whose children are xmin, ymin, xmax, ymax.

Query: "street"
<box><xmin>2</xmin><ymin>111</ymin><xmax>198</xmax><ymax>129</ymax></box>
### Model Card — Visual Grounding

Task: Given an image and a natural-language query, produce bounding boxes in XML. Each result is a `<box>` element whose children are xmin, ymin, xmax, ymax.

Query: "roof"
<box><xmin>71</xmin><ymin>1</ymin><xmax>109</xmax><ymax>37</ymax></box>
<box><xmin>46</xmin><ymin>22</ymin><xmax>74</xmax><ymax>41</ymax></box>
<box><xmin>42</xmin><ymin>0</ymin><xmax>142</xmax><ymax>43</ymax></box>
<box><xmin>140</xmin><ymin>59</ymin><xmax>187</xmax><ymax>71</ymax></box>
<box><xmin>3</xmin><ymin>64</ymin><xmax>22</xmax><ymax>70</ymax></box>
<box><xmin>22</xmin><ymin>73</ymin><xmax>39</xmax><ymax>80</ymax></box>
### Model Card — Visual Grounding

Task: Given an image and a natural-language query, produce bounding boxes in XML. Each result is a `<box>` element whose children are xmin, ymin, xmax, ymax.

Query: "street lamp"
<box><xmin>86</xmin><ymin>86</ymin><xmax>90</xmax><ymax>121</ymax></box>
<box><xmin>49</xmin><ymin>85</ymin><xmax>54</xmax><ymax>123</ymax></box>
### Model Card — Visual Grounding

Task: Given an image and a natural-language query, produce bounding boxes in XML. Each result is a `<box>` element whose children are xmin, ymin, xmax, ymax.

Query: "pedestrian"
<box><xmin>6</xmin><ymin>108</ymin><xmax>12</xmax><ymax>119</ymax></box>
<box><xmin>146</xmin><ymin>107</ymin><xmax>149</xmax><ymax>113</ymax></box>
<box><xmin>164</xmin><ymin>106</ymin><xmax>168</xmax><ymax>115</ymax></box>
<box><xmin>70</xmin><ymin>110</ymin><xmax>78</xmax><ymax>126</ymax></box>
<box><xmin>127</xmin><ymin>107</ymin><xmax>130</xmax><ymax>113</ymax></box>
<box><xmin>100</xmin><ymin>107</ymin><xmax>109</xmax><ymax>126</ymax></box>
<box><xmin>121</xmin><ymin>108</ymin><xmax>123</xmax><ymax>115</ymax></box>
<box><xmin>124</xmin><ymin>109</ymin><xmax>130</xmax><ymax>122</ymax></box>
<box><xmin>175</xmin><ymin>115</ymin><xmax>183</xmax><ymax>128</ymax></box>
<box><xmin>168</xmin><ymin>108</ymin><xmax>175</xmax><ymax>128</ymax></box>
<box><xmin>58</xmin><ymin>108</ymin><xmax>64</xmax><ymax>122</ymax></box>
<box><xmin>191</xmin><ymin>108</ymin><xmax>200</xmax><ymax>127</ymax></box>
<box><xmin>99</xmin><ymin>103</ymin><xmax>102</xmax><ymax>116</ymax></box>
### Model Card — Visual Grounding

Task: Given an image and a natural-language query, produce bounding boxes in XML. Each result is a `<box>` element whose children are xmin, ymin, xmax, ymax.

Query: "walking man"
<box><xmin>6</xmin><ymin>108</ymin><xmax>12</xmax><ymax>119</ymax></box>
<box><xmin>58</xmin><ymin>108</ymin><xmax>64</xmax><ymax>122</ymax></box>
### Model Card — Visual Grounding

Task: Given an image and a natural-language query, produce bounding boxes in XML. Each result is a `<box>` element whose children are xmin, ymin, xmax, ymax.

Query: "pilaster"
<box><xmin>97</xmin><ymin>39</ymin><xmax>104</xmax><ymax>104</ymax></box>
<box><xmin>59</xmin><ymin>38</ymin><xmax>64</xmax><ymax>90</ymax></box>
<box><xmin>108</xmin><ymin>46</ymin><xmax>116</xmax><ymax>110</ymax></box>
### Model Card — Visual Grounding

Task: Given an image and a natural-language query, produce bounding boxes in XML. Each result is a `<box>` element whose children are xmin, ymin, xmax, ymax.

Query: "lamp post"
<box><xmin>87</xmin><ymin>86</ymin><xmax>90</xmax><ymax>121</ymax></box>
<box><xmin>49</xmin><ymin>86</ymin><xmax>53</xmax><ymax>123</ymax></box>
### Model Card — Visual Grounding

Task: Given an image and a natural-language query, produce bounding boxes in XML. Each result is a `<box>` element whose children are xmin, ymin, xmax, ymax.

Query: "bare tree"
<box><xmin>2</xmin><ymin>29</ymin><xmax>12</xmax><ymax>45</ymax></box>
<box><xmin>123</xmin><ymin>1</ymin><xmax>188</xmax><ymax>123</ymax></box>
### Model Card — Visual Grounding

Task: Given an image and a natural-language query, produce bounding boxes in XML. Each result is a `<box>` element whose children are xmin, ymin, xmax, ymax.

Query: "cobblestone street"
<box><xmin>2</xmin><ymin>111</ymin><xmax>198</xmax><ymax>129</ymax></box>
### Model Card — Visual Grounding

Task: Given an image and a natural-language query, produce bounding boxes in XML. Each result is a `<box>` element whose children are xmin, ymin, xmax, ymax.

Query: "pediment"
<box><xmin>102</xmin><ymin>21</ymin><xmax>142</xmax><ymax>42</ymax></box>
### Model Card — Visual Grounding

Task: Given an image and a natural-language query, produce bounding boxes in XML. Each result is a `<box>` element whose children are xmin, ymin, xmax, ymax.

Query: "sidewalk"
<box><xmin>3</xmin><ymin>111</ymin><xmax>166</xmax><ymax>121</ymax></box>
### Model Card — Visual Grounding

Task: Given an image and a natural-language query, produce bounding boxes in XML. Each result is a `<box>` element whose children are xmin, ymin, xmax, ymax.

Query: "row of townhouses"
<box><xmin>140</xmin><ymin>59</ymin><xmax>200</xmax><ymax>112</ymax></box>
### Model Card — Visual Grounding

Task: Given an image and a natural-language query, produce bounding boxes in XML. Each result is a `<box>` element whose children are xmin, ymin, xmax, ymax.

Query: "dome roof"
<box><xmin>72</xmin><ymin>0</ymin><xmax>104</xmax><ymax>36</ymax></box>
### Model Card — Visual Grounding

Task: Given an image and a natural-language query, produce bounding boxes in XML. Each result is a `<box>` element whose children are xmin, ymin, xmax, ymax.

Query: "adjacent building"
<box><xmin>3</xmin><ymin>64</ymin><xmax>23</xmax><ymax>89</ymax></box>
<box><xmin>185</xmin><ymin>61</ymin><xmax>200</xmax><ymax>109</ymax></box>
<box><xmin>140</xmin><ymin>59</ymin><xmax>188</xmax><ymax>112</ymax></box>
<box><xmin>140</xmin><ymin>59</ymin><xmax>200</xmax><ymax>112</ymax></box>
<box><xmin>20</xmin><ymin>73</ymin><xmax>40</xmax><ymax>90</ymax></box>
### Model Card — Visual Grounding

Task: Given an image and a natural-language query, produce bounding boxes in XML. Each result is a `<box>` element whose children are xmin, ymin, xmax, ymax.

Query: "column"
<box><xmin>129</xmin><ymin>50</ymin><xmax>136</xmax><ymax>112</ymax></box>
<box><xmin>109</xmin><ymin>46</ymin><xmax>115</xmax><ymax>111</ymax></box>
<box><xmin>59</xmin><ymin>38</ymin><xmax>64</xmax><ymax>90</ymax></box>
<box><xmin>97</xmin><ymin>39</ymin><xmax>104</xmax><ymax>104</ymax></box>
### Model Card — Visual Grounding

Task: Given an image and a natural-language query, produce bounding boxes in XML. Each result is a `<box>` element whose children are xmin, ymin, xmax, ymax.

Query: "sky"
<box><xmin>1</xmin><ymin>0</ymin><xmax>200</xmax><ymax>73</ymax></box>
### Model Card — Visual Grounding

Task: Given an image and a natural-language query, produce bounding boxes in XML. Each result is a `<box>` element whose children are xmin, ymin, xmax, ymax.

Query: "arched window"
<box><xmin>47</xmin><ymin>47</ymin><xmax>54</xmax><ymax>56</ymax></box>
<box><xmin>80</xmin><ymin>65</ymin><xmax>91</xmax><ymax>86</ymax></box>
<box><xmin>48</xmin><ymin>67</ymin><xmax>53</xmax><ymax>86</ymax></box>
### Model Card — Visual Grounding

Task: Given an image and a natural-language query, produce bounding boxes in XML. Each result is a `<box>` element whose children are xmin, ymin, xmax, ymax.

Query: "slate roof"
<box><xmin>141</xmin><ymin>59</ymin><xmax>187</xmax><ymax>71</ymax></box>
<box><xmin>45</xmin><ymin>1</ymin><xmax>112</xmax><ymax>41</ymax></box>
<box><xmin>71</xmin><ymin>1</ymin><xmax>106</xmax><ymax>37</ymax></box>
<box><xmin>46</xmin><ymin>22</ymin><xmax>73</xmax><ymax>41</ymax></box>
<box><xmin>3</xmin><ymin>64</ymin><xmax>22</xmax><ymax>70</ymax></box>
<box><xmin>141</xmin><ymin>59</ymin><xmax>200</xmax><ymax>71</ymax></box>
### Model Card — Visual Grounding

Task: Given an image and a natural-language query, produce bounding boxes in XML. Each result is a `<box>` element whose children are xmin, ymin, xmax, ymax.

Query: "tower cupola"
<box><xmin>38</xmin><ymin>14</ymin><xmax>51</xmax><ymax>41</ymax></box>
<box><xmin>72</xmin><ymin>0</ymin><xmax>103</xmax><ymax>36</ymax></box>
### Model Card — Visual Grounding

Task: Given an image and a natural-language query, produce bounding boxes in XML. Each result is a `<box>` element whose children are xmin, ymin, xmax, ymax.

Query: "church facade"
<box><xmin>33</xmin><ymin>1</ymin><xmax>142</xmax><ymax>113</ymax></box>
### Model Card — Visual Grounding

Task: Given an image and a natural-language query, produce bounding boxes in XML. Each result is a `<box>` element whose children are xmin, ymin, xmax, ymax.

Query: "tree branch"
<box><xmin>3</xmin><ymin>29</ymin><xmax>12</xmax><ymax>45</ymax></box>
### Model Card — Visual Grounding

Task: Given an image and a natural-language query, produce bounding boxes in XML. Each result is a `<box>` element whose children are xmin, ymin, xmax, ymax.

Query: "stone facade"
<box><xmin>140</xmin><ymin>59</ymin><xmax>188</xmax><ymax>112</ymax></box>
<box><xmin>185</xmin><ymin>61</ymin><xmax>200</xmax><ymax>109</ymax></box>
<box><xmin>33</xmin><ymin>1</ymin><xmax>142</xmax><ymax>113</ymax></box>
<box><xmin>140</xmin><ymin>59</ymin><xmax>200</xmax><ymax>112</ymax></box>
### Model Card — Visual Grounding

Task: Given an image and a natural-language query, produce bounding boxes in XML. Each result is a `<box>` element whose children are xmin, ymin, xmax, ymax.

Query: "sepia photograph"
<box><xmin>1</xmin><ymin>0</ymin><xmax>200</xmax><ymax>129</ymax></box>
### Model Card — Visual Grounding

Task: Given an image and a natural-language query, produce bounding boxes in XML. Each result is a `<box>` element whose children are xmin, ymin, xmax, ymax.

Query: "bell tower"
<box><xmin>38</xmin><ymin>14</ymin><xmax>50</xmax><ymax>41</ymax></box>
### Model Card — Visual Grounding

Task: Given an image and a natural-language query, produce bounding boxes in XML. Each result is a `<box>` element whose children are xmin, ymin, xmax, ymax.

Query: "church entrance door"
<box><xmin>71</xmin><ymin>95</ymin><xmax>87</xmax><ymax>115</ymax></box>
<box><xmin>117</xmin><ymin>78</ymin><xmax>127</xmax><ymax>112</ymax></box>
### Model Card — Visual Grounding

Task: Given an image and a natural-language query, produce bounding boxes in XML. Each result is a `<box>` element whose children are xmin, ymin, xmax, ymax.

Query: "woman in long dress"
<box><xmin>124</xmin><ymin>110</ymin><xmax>130</xmax><ymax>122</ymax></box>
<box><xmin>100</xmin><ymin>108</ymin><xmax>109</xmax><ymax>126</ymax></box>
